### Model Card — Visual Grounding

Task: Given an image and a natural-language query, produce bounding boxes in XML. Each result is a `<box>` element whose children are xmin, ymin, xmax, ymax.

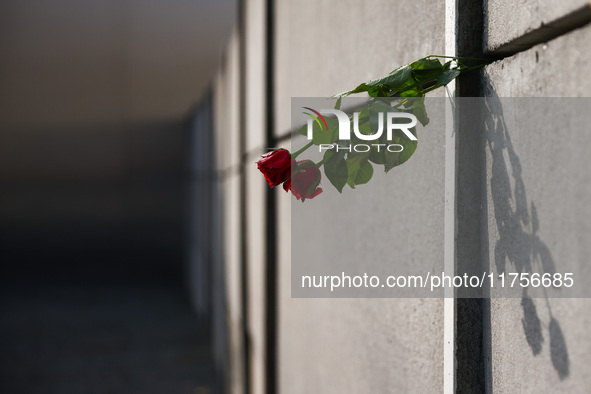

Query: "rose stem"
<box><xmin>291</xmin><ymin>141</ymin><xmax>314</xmax><ymax>159</ymax></box>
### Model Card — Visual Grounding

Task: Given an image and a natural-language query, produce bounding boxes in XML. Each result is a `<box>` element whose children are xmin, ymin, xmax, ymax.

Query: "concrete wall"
<box><xmin>481</xmin><ymin>13</ymin><xmax>591</xmax><ymax>394</ymax></box>
<box><xmin>275</xmin><ymin>1</ymin><xmax>446</xmax><ymax>393</ymax></box>
<box><xmin>0</xmin><ymin>0</ymin><xmax>235</xmax><ymax>129</ymax></box>
<box><xmin>197</xmin><ymin>0</ymin><xmax>591</xmax><ymax>393</ymax></box>
<box><xmin>242</xmin><ymin>1</ymin><xmax>268</xmax><ymax>393</ymax></box>
<box><xmin>219</xmin><ymin>31</ymin><xmax>246</xmax><ymax>394</ymax></box>
<box><xmin>0</xmin><ymin>0</ymin><xmax>235</xmax><ymax>282</ymax></box>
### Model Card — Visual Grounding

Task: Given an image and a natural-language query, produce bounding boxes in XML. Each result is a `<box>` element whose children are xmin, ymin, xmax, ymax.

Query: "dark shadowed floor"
<box><xmin>0</xmin><ymin>283</ymin><xmax>213</xmax><ymax>394</ymax></box>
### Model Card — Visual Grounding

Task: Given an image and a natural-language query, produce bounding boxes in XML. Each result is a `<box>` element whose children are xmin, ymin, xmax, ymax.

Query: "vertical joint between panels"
<box><xmin>454</xmin><ymin>0</ymin><xmax>488</xmax><ymax>393</ymax></box>
<box><xmin>238</xmin><ymin>1</ymin><xmax>251</xmax><ymax>394</ymax></box>
<box><xmin>264</xmin><ymin>1</ymin><xmax>278</xmax><ymax>394</ymax></box>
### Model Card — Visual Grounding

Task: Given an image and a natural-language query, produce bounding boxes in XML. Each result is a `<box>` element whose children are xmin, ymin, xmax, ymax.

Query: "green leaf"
<box><xmin>346</xmin><ymin>153</ymin><xmax>370</xmax><ymax>188</ymax></box>
<box><xmin>346</xmin><ymin>154</ymin><xmax>362</xmax><ymax>188</ymax></box>
<box><xmin>333</xmin><ymin>57</ymin><xmax>471</xmax><ymax>99</ymax></box>
<box><xmin>412</xmin><ymin>98</ymin><xmax>429</xmax><ymax>126</ymax></box>
<box><xmin>410</xmin><ymin>58</ymin><xmax>443</xmax><ymax>83</ymax></box>
<box><xmin>312</xmin><ymin>120</ymin><xmax>332</xmax><ymax>145</ymax></box>
<box><xmin>368</xmin><ymin>85</ymin><xmax>389</xmax><ymax>97</ymax></box>
<box><xmin>437</xmin><ymin>61</ymin><xmax>461</xmax><ymax>86</ymax></box>
<box><xmin>358</xmin><ymin>100</ymin><xmax>389</xmax><ymax>132</ymax></box>
<box><xmin>355</xmin><ymin>160</ymin><xmax>374</xmax><ymax>185</ymax></box>
<box><xmin>368</xmin><ymin>146</ymin><xmax>386</xmax><ymax>165</ymax></box>
<box><xmin>367</xmin><ymin>65</ymin><xmax>413</xmax><ymax>91</ymax></box>
<box><xmin>411</xmin><ymin>58</ymin><xmax>443</xmax><ymax>71</ymax></box>
<box><xmin>335</xmin><ymin>96</ymin><xmax>342</xmax><ymax>110</ymax></box>
<box><xmin>323</xmin><ymin>150</ymin><xmax>348</xmax><ymax>193</ymax></box>
<box><xmin>368</xmin><ymin>99</ymin><xmax>392</xmax><ymax>112</ymax></box>
<box><xmin>295</xmin><ymin>124</ymin><xmax>307</xmax><ymax>137</ymax></box>
<box><xmin>384</xmin><ymin>129</ymin><xmax>418</xmax><ymax>172</ymax></box>
<box><xmin>325</xmin><ymin>117</ymin><xmax>340</xmax><ymax>143</ymax></box>
<box><xmin>297</xmin><ymin>116</ymin><xmax>338</xmax><ymax>145</ymax></box>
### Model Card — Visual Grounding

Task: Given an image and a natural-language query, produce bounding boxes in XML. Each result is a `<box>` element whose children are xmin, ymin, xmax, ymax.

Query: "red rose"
<box><xmin>256</xmin><ymin>149</ymin><xmax>295</xmax><ymax>188</ymax></box>
<box><xmin>285</xmin><ymin>160</ymin><xmax>323</xmax><ymax>202</ymax></box>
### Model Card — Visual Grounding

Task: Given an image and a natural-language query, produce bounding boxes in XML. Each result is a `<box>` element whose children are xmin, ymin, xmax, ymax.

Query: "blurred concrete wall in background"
<box><xmin>0</xmin><ymin>0</ymin><xmax>235</xmax><ymax>282</ymax></box>
<box><xmin>0</xmin><ymin>2</ymin><xmax>236</xmax><ymax>392</ymax></box>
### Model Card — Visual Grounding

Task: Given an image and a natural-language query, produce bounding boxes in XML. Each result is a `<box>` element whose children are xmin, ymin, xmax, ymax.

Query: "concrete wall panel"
<box><xmin>244</xmin><ymin>0</ymin><xmax>267</xmax><ymax>152</ymax></box>
<box><xmin>484</xmin><ymin>0</ymin><xmax>586</xmax><ymax>52</ymax></box>
<box><xmin>223</xmin><ymin>173</ymin><xmax>245</xmax><ymax>394</ymax></box>
<box><xmin>274</xmin><ymin>0</ymin><xmax>446</xmax><ymax>137</ymax></box>
<box><xmin>483</xmin><ymin>23</ymin><xmax>591</xmax><ymax>392</ymax></box>
<box><xmin>274</xmin><ymin>1</ymin><xmax>446</xmax><ymax>391</ymax></box>
<box><xmin>484</xmin><ymin>24</ymin><xmax>591</xmax><ymax>97</ymax></box>
<box><xmin>215</xmin><ymin>29</ymin><xmax>241</xmax><ymax>172</ymax></box>
<box><xmin>278</xmin><ymin>106</ymin><xmax>446</xmax><ymax>391</ymax></box>
<box><xmin>245</xmin><ymin>155</ymin><xmax>267</xmax><ymax>394</ymax></box>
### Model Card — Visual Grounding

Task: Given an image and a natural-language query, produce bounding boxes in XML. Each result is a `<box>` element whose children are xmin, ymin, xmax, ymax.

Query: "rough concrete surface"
<box><xmin>272</xmin><ymin>1</ymin><xmax>447</xmax><ymax>392</ymax></box>
<box><xmin>484</xmin><ymin>0</ymin><xmax>587</xmax><ymax>52</ymax></box>
<box><xmin>483</xmin><ymin>23</ymin><xmax>591</xmax><ymax>392</ymax></box>
<box><xmin>484</xmin><ymin>23</ymin><xmax>591</xmax><ymax>97</ymax></box>
<box><xmin>274</xmin><ymin>0</ymin><xmax>446</xmax><ymax>137</ymax></box>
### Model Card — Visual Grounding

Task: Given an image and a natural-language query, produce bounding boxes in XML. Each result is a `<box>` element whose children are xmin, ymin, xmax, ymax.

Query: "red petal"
<box><xmin>308</xmin><ymin>187</ymin><xmax>323</xmax><ymax>199</ymax></box>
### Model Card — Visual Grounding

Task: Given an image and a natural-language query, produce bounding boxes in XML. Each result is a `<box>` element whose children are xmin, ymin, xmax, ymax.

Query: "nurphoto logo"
<box><xmin>302</xmin><ymin>106</ymin><xmax>418</xmax><ymax>153</ymax></box>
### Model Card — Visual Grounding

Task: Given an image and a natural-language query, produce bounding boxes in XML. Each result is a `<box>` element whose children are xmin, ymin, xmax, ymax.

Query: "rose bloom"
<box><xmin>256</xmin><ymin>149</ymin><xmax>294</xmax><ymax>188</ymax></box>
<box><xmin>285</xmin><ymin>160</ymin><xmax>323</xmax><ymax>202</ymax></box>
